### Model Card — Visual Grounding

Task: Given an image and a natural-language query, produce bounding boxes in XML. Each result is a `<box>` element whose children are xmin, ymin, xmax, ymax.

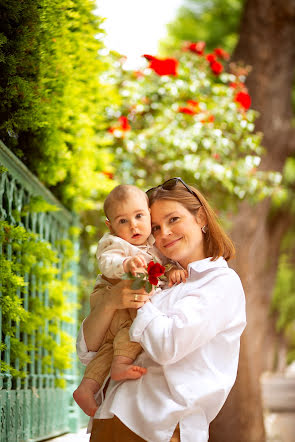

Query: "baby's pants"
<box><xmin>84</xmin><ymin>285</ymin><xmax>142</xmax><ymax>386</ymax></box>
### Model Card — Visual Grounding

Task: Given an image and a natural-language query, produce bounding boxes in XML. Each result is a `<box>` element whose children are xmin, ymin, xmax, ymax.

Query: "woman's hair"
<box><xmin>148</xmin><ymin>182</ymin><xmax>235</xmax><ymax>261</ymax></box>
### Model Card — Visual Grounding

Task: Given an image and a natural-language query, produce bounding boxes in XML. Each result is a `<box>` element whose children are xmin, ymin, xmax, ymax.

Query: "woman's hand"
<box><xmin>84</xmin><ymin>279</ymin><xmax>149</xmax><ymax>352</ymax></box>
<box><xmin>102</xmin><ymin>279</ymin><xmax>150</xmax><ymax>311</ymax></box>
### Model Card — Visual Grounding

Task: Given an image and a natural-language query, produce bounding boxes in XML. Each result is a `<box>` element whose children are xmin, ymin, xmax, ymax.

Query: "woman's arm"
<box><xmin>83</xmin><ymin>279</ymin><xmax>149</xmax><ymax>352</ymax></box>
<box><xmin>130</xmin><ymin>274</ymin><xmax>246</xmax><ymax>365</ymax></box>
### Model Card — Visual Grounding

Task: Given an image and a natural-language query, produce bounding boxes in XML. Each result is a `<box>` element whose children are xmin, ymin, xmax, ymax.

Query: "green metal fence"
<box><xmin>0</xmin><ymin>141</ymin><xmax>87</xmax><ymax>441</ymax></box>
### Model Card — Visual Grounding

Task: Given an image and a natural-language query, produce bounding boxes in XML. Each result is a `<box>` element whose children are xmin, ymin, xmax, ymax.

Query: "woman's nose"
<box><xmin>160</xmin><ymin>224</ymin><xmax>172</xmax><ymax>237</ymax></box>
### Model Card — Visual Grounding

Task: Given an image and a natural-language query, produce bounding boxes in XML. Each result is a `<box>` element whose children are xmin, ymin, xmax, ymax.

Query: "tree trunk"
<box><xmin>209</xmin><ymin>1</ymin><xmax>295</xmax><ymax>441</ymax></box>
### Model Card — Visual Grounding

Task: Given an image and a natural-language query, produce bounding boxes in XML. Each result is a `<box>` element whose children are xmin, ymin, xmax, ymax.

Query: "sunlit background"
<box><xmin>97</xmin><ymin>0</ymin><xmax>182</xmax><ymax>68</ymax></box>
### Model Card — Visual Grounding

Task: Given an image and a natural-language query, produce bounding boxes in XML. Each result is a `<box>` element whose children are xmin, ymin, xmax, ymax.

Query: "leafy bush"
<box><xmin>0</xmin><ymin>0</ymin><xmax>118</xmax><ymax>210</ymax></box>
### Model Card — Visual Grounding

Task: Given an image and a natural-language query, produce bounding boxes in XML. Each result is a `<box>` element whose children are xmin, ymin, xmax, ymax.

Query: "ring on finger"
<box><xmin>134</xmin><ymin>294</ymin><xmax>139</xmax><ymax>302</ymax></box>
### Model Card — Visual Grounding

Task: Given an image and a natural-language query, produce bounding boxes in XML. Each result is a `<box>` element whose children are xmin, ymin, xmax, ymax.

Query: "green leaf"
<box><xmin>131</xmin><ymin>279</ymin><xmax>144</xmax><ymax>290</ymax></box>
<box><xmin>145</xmin><ymin>281</ymin><xmax>153</xmax><ymax>293</ymax></box>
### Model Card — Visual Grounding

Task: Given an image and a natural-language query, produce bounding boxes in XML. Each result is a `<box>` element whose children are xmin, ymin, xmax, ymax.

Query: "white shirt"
<box><xmin>77</xmin><ymin>257</ymin><xmax>246</xmax><ymax>442</ymax></box>
<box><xmin>96</xmin><ymin>233</ymin><xmax>166</xmax><ymax>279</ymax></box>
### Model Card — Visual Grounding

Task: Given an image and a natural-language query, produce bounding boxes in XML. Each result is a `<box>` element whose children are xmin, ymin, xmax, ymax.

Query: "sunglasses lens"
<box><xmin>162</xmin><ymin>178</ymin><xmax>178</xmax><ymax>191</ymax></box>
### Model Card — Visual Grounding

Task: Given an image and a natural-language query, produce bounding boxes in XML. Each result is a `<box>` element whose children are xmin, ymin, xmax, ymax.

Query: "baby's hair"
<box><xmin>104</xmin><ymin>185</ymin><xmax>149</xmax><ymax>220</ymax></box>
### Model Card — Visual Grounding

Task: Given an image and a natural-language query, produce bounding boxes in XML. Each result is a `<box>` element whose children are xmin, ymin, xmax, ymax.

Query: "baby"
<box><xmin>73</xmin><ymin>184</ymin><xmax>187</xmax><ymax>417</ymax></box>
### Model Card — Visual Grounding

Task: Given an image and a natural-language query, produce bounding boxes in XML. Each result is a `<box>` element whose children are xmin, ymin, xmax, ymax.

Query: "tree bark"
<box><xmin>209</xmin><ymin>1</ymin><xmax>295</xmax><ymax>441</ymax></box>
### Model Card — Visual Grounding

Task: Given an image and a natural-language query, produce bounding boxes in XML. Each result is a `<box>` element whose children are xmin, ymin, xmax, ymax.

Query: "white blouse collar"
<box><xmin>187</xmin><ymin>256</ymin><xmax>228</xmax><ymax>276</ymax></box>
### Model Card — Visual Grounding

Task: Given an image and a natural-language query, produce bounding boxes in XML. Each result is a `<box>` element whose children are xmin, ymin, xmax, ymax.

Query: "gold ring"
<box><xmin>134</xmin><ymin>294</ymin><xmax>139</xmax><ymax>302</ymax></box>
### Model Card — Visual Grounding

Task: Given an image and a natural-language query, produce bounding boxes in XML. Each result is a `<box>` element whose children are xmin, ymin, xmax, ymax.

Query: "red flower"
<box><xmin>102</xmin><ymin>171</ymin><xmax>114</xmax><ymax>180</ymax></box>
<box><xmin>230</xmin><ymin>82</ymin><xmax>246</xmax><ymax>90</ymax></box>
<box><xmin>119</xmin><ymin>116</ymin><xmax>130</xmax><ymax>131</ymax></box>
<box><xmin>133</xmin><ymin>70</ymin><xmax>144</xmax><ymax>78</ymax></box>
<box><xmin>214</xmin><ymin>48</ymin><xmax>230</xmax><ymax>60</ymax></box>
<box><xmin>201</xmin><ymin>114</ymin><xmax>215</xmax><ymax>123</ymax></box>
<box><xmin>143</xmin><ymin>54</ymin><xmax>178</xmax><ymax>76</ymax></box>
<box><xmin>210</xmin><ymin>61</ymin><xmax>223</xmax><ymax>75</ymax></box>
<box><xmin>178</xmin><ymin>100</ymin><xmax>199</xmax><ymax>115</ymax></box>
<box><xmin>187</xmin><ymin>100</ymin><xmax>199</xmax><ymax>107</ymax></box>
<box><xmin>187</xmin><ymin>41</ymin><xmax>206</xmax><ymax>55</ymax></box>
<box><xmin>178</xmin><ymin>107</ymin><xmax>195</xmax><ymax>115</ymax></box>
<box><xmin>206</xmin><ymin>53</ymin><xmax>217</xmax><ymax>63</ymax></box>
<box><xmin>235</xmin><ymin>91</ymin><xmax>251</xmax><ymax>110</ymax></box>
<box><xmin>147</xmin><ymin>261</ymin><xmax>165</xmax><ymax>285</ymax></box>
<box><xmin>108</xmin><ymin>116</ymin><xmax>131</xmax><ymax>137</ymax></box>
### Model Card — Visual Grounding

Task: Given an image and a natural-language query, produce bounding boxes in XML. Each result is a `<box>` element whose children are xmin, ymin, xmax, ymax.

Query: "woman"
<box><xmin>77</xmin><ymin>177</ymin><xmax>246</xmax><ymax>442</ymax></box>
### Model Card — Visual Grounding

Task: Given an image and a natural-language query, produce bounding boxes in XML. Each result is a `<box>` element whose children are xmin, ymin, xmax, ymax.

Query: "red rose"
<box><xmin>143</xmin><ymin>54</ymin><xmax>178</xmax><ymax>76</ymax></box>
<box><xmin>187</xmin><ymin>41</ymin><xmax>206</xmax><ymax>55</ymax></box>
<box><xmin>235</xmin><ymin>91</ymin><xmax>251</xmax><ymax>110</ymax></box>
<box><xmin>210</xmin><ymin>61</ymin><xmax>223</xmax><ymax>75</ymax></box>
<box><xmin>147</xmin><ymin>261</ymin><xmax>165</xmax><ymax>285</ymax></box>
<box><xmin>214</xmin><ymin>48</ymin><xmax>230</xmax><ymax>60</ymax></box>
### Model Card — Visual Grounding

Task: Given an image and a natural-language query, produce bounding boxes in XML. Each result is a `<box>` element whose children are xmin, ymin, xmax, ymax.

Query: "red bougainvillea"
<box><xmin>143</xmin><ymin>55</ymin><xmax>178</xmax><ymax>76</ymax></box>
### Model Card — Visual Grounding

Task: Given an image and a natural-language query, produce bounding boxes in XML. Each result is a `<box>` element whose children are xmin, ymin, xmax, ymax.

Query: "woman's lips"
<box><xmin>163</xmin><ymin>237</ymin><xmax>182</xmax><ymax>248</ymax></box>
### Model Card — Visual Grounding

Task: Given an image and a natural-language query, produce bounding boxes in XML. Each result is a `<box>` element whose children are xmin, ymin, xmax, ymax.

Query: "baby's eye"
<box><xmin>136</xmin><ymin>213</ymin><xmax>143</xmax><ymax>219</ymax></box>
<box><xmin>119</xmin><ymin>219</ymin><xmax>127</xmax><ymax>224</ymax></box>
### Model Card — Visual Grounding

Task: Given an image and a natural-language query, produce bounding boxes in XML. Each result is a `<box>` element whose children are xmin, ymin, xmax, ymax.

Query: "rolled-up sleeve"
<box><xmin>130</xmin><ymin>273</ymin><xmax>246</xmax><ymax>366</ymax></box>
<box><xmin>76</xmin><ymin>321</ymin><xmax>98</xmax><ymax>365</ymax></box>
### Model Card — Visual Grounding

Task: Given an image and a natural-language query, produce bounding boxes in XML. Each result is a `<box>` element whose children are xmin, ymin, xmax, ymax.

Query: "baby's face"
<box><xmin>107</xmin><ymin>192</ymin><xmax>151</xmax><ymax>246</ymax></box>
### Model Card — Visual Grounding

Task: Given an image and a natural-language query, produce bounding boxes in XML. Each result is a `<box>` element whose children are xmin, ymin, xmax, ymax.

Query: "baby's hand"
<box><xmin>123</xmin><ymin>254</ymin><xmax>147</xmax><ymax>276</ymax></box>
<box><xmin>167</xmin><ymin>268</ymin><xmax>188</xmax><ymax>286</ymax></box>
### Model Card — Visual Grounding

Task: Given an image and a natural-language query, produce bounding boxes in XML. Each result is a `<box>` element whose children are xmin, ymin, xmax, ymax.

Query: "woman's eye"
<box><xmin>170</xmin><ymin>217</ymin><xmax>179</xmax><ymax>223</ymax></box>
<box><xmin>151</xmin><ymin>226</ymin><xmax>159</xmax><ymax>233</ymax></box>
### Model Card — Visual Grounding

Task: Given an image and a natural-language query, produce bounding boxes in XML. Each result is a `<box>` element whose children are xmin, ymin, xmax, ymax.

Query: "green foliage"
<box><xmin>160</xmin><ymin>0</ymin><xmax>245</xmax><ymax>55</ymax></box>
<box><xmin>0</xmin><ymin>0</ymin><xmax>119</xmax><ymax>210</ymax></box>
<box><xmin>272</xmin><ymin>230</ymin><xmax>295</xmax><ymax>364</ymax></box>
<box><xmin>0</xmin><ymin>220</ymin><xmax>77</xmax><ymax>381</ymax></box>
<box><xmin>108</xmin><ymin>49</ymin><xmax>282</xmax><ymax>216</ymax></box>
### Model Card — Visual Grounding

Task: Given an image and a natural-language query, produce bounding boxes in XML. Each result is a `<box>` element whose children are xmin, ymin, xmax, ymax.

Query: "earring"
<box><xmin>201</xmin><ymin>225</ymin><xmax>208</xmax><ymax>234</ymax></box>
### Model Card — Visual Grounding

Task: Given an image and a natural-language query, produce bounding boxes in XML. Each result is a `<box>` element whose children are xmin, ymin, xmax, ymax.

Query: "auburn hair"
<box><xmin>148</xmin><ymin>182</ymin><xmax>235</xmax><ymax>261</ymax></box>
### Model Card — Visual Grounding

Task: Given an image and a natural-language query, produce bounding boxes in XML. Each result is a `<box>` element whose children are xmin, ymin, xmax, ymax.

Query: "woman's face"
<box><xmin>150</xmin><ymin>199</ymin><xmax>206</xmax><ymax>268</ymax></box>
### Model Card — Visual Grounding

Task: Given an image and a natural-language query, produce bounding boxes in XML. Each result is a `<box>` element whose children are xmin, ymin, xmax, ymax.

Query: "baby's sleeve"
<box><xmin>96</xmin><ymin>235</ymin><xmax>128</xmax><ymax>278</ymax></box>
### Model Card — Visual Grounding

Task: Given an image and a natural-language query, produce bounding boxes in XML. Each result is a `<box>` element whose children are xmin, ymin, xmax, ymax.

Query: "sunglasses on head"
<box><xmin>146</xmin><ymin>177</ymin><xmax>202</xmax><ymax>205</ymax></box>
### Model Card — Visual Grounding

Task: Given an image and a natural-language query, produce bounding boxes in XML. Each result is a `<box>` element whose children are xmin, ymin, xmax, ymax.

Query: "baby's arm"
<box><xmin>166</xmin><ymin>267</ymin><xmax>188</xmax><ymax>287</ymax></box>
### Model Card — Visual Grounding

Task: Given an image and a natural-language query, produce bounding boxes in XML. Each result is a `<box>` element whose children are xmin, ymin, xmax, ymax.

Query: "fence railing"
<box><xmin>0</xmin><ymin>141</ymin><xmax>87</xmax><ymax>441</ymax></box>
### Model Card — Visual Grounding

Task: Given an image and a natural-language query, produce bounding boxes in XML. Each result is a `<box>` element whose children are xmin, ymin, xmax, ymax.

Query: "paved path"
<box><xmin>47</xmin><ymin>428</ymin><xmax>90</xmax><ymax>441</ymax></box>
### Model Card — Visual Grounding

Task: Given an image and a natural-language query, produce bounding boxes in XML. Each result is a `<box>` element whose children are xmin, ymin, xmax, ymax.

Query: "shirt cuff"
<box><xmin>129</xmin><ymin>301</ymin><xmax>165</xmax><ymax>342</ymax></box>
<box><xmin>76</xmin><ymin>320</ymin><xmax>98</xmax><ymax>365</ymax></box>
